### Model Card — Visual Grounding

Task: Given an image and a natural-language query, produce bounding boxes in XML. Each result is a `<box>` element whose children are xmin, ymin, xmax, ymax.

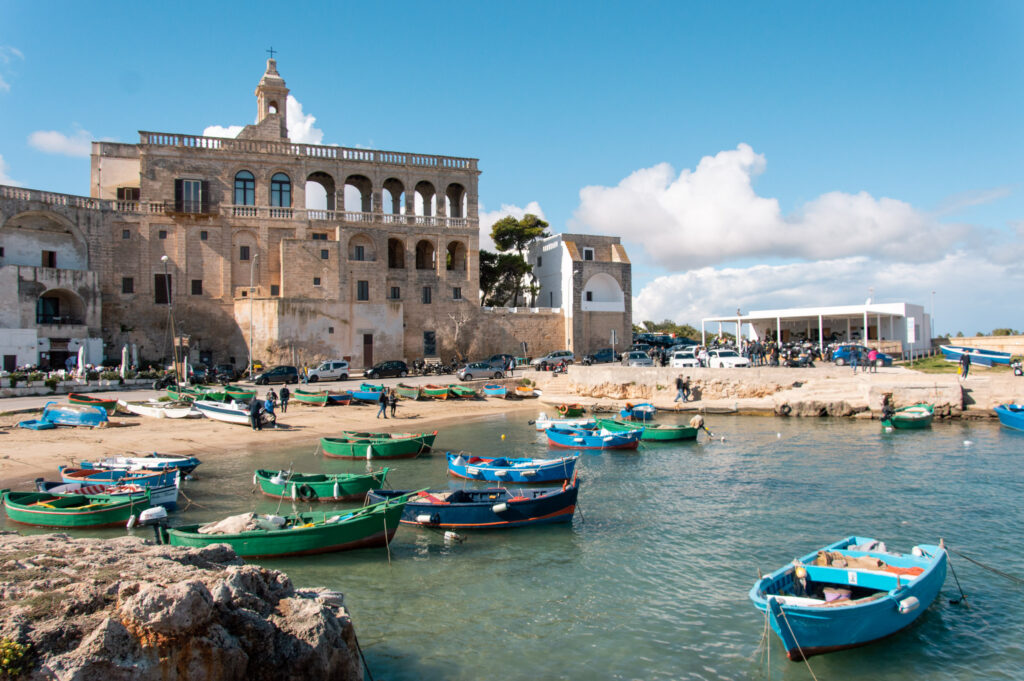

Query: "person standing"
<box><xmin>263</xmin><ymin>392</ymin><xmax>276</xmax><ymax>428</ymax></box>
<box><xmin>682</xmin><ymin>376</ymin><xmax>691</xmax><ymax>402</ymax></box>
<box><xmin>248</xmin><ymin>394</ymin><xmax>263</xmax><ymax>431</ymax></box>
<box><xmin>279</xmin><ymin>385</ymin><xmax>290</xmax><ymax>413</ymax></box>
<box><xmin>851</xmin><ymin>347</ymin><xmax>860</xmax><ymax>374</ymax></box>
<box><xmin>867</xmin><ymin>348</ymin><xmax>878</xmax><ymax>373</ymax></box>
<box><xmin>376</xmin><ymin>390</ymin><xmax>388</xmax><ymax>419</ymax></box>
<box><xmin>507</xmin><ymin>356</ymin><xmax>515</xmax><ymax>377</ymax></box>
<box><xmin>674</xmin><ymin>374</ymin><xmax>685</xmax><ymax>403</ymax></box>
<box><xmin>388</xmin><ymin>388</ymin><xmax>398</xmax><ymax>418</ymax></box>
<box><xmin>959</xmin><ymin>351</ymin><xmax>971</xmax><ymax>379</ymax></box>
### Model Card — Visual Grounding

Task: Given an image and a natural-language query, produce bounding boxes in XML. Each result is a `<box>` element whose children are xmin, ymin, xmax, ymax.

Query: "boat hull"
<box><xmin>884</xmin><ymin>404</ymin><xmax>935</xmax><ymax>430</ymax></box>
<box><xmin>68</xmin><ymin>394</ymin><xmax>118</xmax><ymax>415</ymax></box>
<box><xmin>546</xmin><ymin>426</ymin><xmax>642</xmax><ymax>450</ymax></box>
<box><xmin>368</xmin><ymin>484</ymin><xmax>578</xmax><ymax>529</ymax></box>
<box><xmin>446</xmin><ymin>453</ymin><xmax>579</xmax><ymax>483</ymax></box>
<box><xmin>2</xmin><ymin>491</ymin><xmax>150</xmax><ymax>528</ymax></box>
<box><xmin>596</xmin><ymin>418</ymin><xmax>697</xmax><ymax>441</ymax></box>
<box><xmin>78</xmin><ymin>455</ymin><xmax>200</xmax><ymax>475</ymax></box>
<box><xmin>994</xmin><ymin>404</ymin><xmax>1024</xmax><ymax>431</ymax></box>
<box><xmin>254</xmin><ymin>468</ymin><xmax>389</xmax><ymax>501</ymax></box>
<box><xmin>59</xmin><ymin>466</ymin><xmax>180</xmax><ymax>488</ymax></box>
<box><xmin>193</xmin><ymin>400</ymin><xmax>254</xmax><ymax>425</ymax></box>
<box><xmin>940</xmin><ymin>344</ymin><xmax>1011</xmax><ymax>367</ymax></box>
<box><xmin>293</xmin><ymin>389</ymin><xmax>330</xmax><ymax>406</ymax></box>
<box><xmin>483</xmin><ymin>384</ymin><xmax>507</xmax><ymax>398</ymax></box>
<box><xmin>37</xmin><ymin>479</ymin><xmax>179</xmax><ymax>510</ymax></box>
<box><xmin>320</xmin><ymin>431</ymin><xmax>436</xmax><ymax>459</ymax></box>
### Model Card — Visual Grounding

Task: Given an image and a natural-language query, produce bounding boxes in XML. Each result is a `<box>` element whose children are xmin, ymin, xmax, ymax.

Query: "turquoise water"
<box><xmin>7</xmin><ymin>414</ymin><xmax>1024</xmax><ymax>679</ymax></box>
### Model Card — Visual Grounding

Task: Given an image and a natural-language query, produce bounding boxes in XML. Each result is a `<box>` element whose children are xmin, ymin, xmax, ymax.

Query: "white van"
<box><xmin>307</xmin><ymin>359</ymin><xmax>350</xmax><ymax>382</ymax></box>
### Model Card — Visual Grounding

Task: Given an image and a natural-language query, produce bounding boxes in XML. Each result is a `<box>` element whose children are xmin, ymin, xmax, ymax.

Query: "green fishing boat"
<box><xmin>253</xmin><ymin>468</ymin><xmax>390</xmax><ymax>501</ymax></box>
<box><xmin>293</xmin><ymin>388</ymin><xmax>330</xmax><ymax>407</ymax></box>
<box><xmin>422</xmin><ymin>384</ymin><xmax>449</xmax><ymax>400</ymax></box>
<box><xmin>596</xmin><ymin>417</ymin><xmax>698</xmax><ymax>441</ymax></box>
<box><xmin>882</xmin><ymin>403</ymin><xmax>935</xmax><ymax>430</ymax></box>
<box><xmin>360</xmin><ymin>382</ymin><xmax>385</xmax><ymax>393</ymax></box>
<box><xmin>320</xmin><ymin>430</ymin><xmax>438</xmax><ymax>459</ymax></box>
<box><xmin>2</xmin><ymin>489</ymin><xmax>150</xmax><ymax>528</ymax></box>
<box><xmin>68</xmin><ymin>393</ymin><xmax>118</xmax><ymax>415</ymax></box>
<box><xmin>448</xmin><ymin>384</ymin><xmax>478</xmax><ymax>399</ymax></box>
<box><xmin>396</xmin><ymin>383</ymin><xmax>422</xmax><ymax>400</ymax></box>
<box><xmin>167</xmin><ymin>385</ymin><xmax>229</xmax><ymax>403</ymax></box>
<box><xmin>556</xmin><ymin>403</ymin><xmax>586</xmax><ymax>418</ymax></box>
<box><xmin>165</xmin><ymin>492</ymin><xmax>421</xmax><ymax>558</ymax></box>
<box><xmin>224</xmin><ymin>384</ymin><xmax>257</xmax><ymax>402</ymax></box>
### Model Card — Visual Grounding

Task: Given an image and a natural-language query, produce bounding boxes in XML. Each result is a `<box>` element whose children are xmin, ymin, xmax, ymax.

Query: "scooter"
<box><xmin>1013</xmin><ymin>360</ymin><xmax>1022</xmax><ymax>377</ymax></box>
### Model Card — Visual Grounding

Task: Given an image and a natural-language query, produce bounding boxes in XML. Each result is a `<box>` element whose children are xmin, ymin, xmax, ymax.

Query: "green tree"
<box><xmin>479</xmin><ymin>252</ymin><xmax>533</xmax><ymax>307</ymax></box>
<box><xmin>992</xmin><ymin>328</ymin><xmax>1019</xmax><ymax>336</ymax></box>
<box><xmin>490</xmin><ymin>214</ymin><xmax>550</xmax><ymax>306</ymax></box>
<box><xmin>639</xmin><ymin>319</ymin><xmax>700</xmax><ymax>340</ymax></box>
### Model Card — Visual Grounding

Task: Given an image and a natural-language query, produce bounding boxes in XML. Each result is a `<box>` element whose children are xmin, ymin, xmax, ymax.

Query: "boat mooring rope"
<box><xmin>945</xmin><ymin>552</ymin><xmax>970</xmax><ymax>607</ymax></box>
<box><xmin>352</xmin><ymin>631</ymin><xmax>375</xmax><ymax>681</ymax></box>
<box><xmin>776</xmin><ymin>607</ymin><xmax>820</xmax><ymax>681</ymax></box>
<box><xmin>948</xmin><ymin>546</ymin><xmax>1024</xmax><ymax>586</ymax></box>
<box><xmin>382</xmin><ymin>507</ymin><xmax>392</xmax><ymax>566</ymax></box>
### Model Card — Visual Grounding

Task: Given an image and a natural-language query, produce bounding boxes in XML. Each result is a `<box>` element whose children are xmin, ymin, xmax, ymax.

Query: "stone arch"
<box><xmin>348</xmin><ymin>233</ymin><xmax>376</xmax><ymax>262</ymax></box>
<box><xmin>445</xmin><ymin>183</ymin><xmax>467</xmax><ymax>218</ymax></box>
<box><xmin>36</xmin><ymin>288</ymin><xmax>86</xmax><ymax>325</ymax></box>
<box><xmin>581</xmin><ymin>272</ymin><xmax>625</xmax><ymax>310</ymax></box>
<box><xmin>414</xmin><ymin>181</ymin><xmax>436</xmax><ymax>217</ymax></box>
<box><xmin>415</xmin><ymin>239</ymin><xmax>436</xmax><ymax>270</ymax></box>
<box><xmin>305</xmin><ymin>171</ymin><xmax>336</xmax><ymax>211</ymax></box>
<box><xmin>382</xmin><ymin>178</ymin><xmax>405</xmax><ymax>216</ymax></box>
<box><xmin>1</xmin><ymin>210</ymin><xmax>89</xmax><ymax>270</ymax></box>
<box><xmin>344</xmin><ymin>175</ymin><xmax>373</xmax><ymax>214</ymax></box>
<box><xmin>388</xmin><ymin>238</ymin><xmax>406</xmax><ymax>269</ymax></box>
<box><xmin>446</xmin><ymin>240</ymin><xmax>467</xmax><ymax>272</ymax></box>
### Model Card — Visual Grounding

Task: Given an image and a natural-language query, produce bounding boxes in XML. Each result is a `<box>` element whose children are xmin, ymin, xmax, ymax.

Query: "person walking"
<box><xmin>279</xmin><ymin>385</ymin><xmax>290</xmax><ymax>413</ymax></box>
<box><xmin>507</xmin><ymin>356</ymin><xmax>515</xmax><ymax>377</ymax></box>
<box><xmin>867</xmin><ymin>348</ymin><xmax>878</xmax><ymax>373</ymax></box>
<box><xmin>248</xmin><ymin>394</ymin><xmax>263</xmax><ymax>431</ymax></box>
<box><xmin>674</xmin><ymin>374</ymin><xmax>685</xmax><ymax>403</ymax></box>
<box><xmin>959</xmin><ymin>351</ymin><xmax>971</xmax><ymax>380</ymax></box>
<box><xmin>388</xmin><ymin>388</ymin><xmax>398</xmax><ymax>418</ymax></box>
<box><xmin>682</xmin><ymin>376</ymin><xmax>691</xmax><ymax>402</ymax></box>
<box><xmin>851</xmin><ymin>347</ymin><xmax>860</xmax><ymax>374</ymax></box>
<box><xmin>376</xmin><ymin>389</ymin><xmax>388</xmax><ymax>419</ymax></box>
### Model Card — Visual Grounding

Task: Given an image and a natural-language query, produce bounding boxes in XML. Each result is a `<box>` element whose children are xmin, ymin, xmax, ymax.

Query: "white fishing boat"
<box><xmin>77</xmin><ymin>454</ymin><xmax>201</xmax><ymax>475</ymax></box>
<box><xmin>118</xmin><ymin>399</ymin><xmax>199</xmax><ymax>419</ymax></box>
<box><xmin>193</xmin><ymin>400</ymin><xmax>274</xmax><ymax>427</ymax></box>
<box><xmin>533</xmin><ymin>411</ymin><xmax>596</xmax><ymax>431</ymax></box>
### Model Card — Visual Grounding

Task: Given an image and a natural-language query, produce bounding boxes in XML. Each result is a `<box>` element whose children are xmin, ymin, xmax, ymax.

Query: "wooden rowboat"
<box><xmin>448</xmin><ymin>384</ymin><xmax>477</xmax><ymax>399</ymax></box>
<box><xmin>320</xmin><ymin>430</ymin><xmax>438</xmax><ymax>459</ymax></box>
<box><xmin>421</xmin><ymin>384</ymin><xmax>449</xmax><ymax>400</ymax></box>
<box><xmin>882</xmin><ymin>403</ymin><xmax>934</xmax><ymax>430</ymax></box>
<box><xmin>396</xmin><ymin>383</ymin><xmax>422</xmax><ymax>400</ymax></box>
<box><xmin>18</xmin><ymin>402</ymin><xmax>108</xmax><ymax>429</ymax></box>
<box><xmin>224</xmin><ymin>384</ymin><xmax>257</xmax><ymax>402</ymax></box>
<box><xmin>2</xmin><ymin>489</ymin><xmax>151</xmax><ymax>528</ymax></box>
<box><xmin>556</xmin><ymin>403</ymin><xmax>585</xmax><ymax>417</ymax></box>
<box><xmin>68</xmin><ymin>393</ymin><xmax>118</xmax><ymax>415</ymax></box>
<box><xmin>515</xmin><ymin>385</ymin><xmax>538</xmax><ymax>398</ymax></box>
<box><xmin>546</xmin><ymin>426</ymin><xmax>642</xmax><ymax>450</ymax></box>
<box><xmin>446</xmin><ymin>453</ymin><xmax>579</xmax><ymax>483</ymax></box>
<box><xmin>117</xmin><ymin>399</ymin><xmax>199</xmax><ymax>419</ymax></box>
<box><xmin>596</xmin><ymin>417</ymin><xmax>698</xmax><ymax>441</ymax></box>
<box><xmin>253</xmin><ymin>468</ymin><xmax>389</xmax><ymax>501</ymax></box>
<box><xmin>293</xmin><ymin>388</ymin><xmax>330</xmax><ymax>407</ymax></box>
<box><xmin>483</xmin><ymin>384</ymin><xmax>507</xmax><ymax>398</ymax></box>
<box><xmin>994</xmin><ymin>404</ymin><xmax>1024</xmax><ymax>431</ymax></box>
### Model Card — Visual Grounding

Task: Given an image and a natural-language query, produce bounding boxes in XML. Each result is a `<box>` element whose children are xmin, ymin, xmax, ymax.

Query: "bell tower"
<box><xmin>251</xmin><ymin>58</ymin><xmax>289</xmax><ymax>140</ymax></box>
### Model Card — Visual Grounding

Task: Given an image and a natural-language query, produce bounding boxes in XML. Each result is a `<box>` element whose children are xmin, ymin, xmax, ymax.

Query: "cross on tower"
<box><xmin>267</xmin><ymin>47</ymin><xmax>277</xmax><ymax>59</ymax></box>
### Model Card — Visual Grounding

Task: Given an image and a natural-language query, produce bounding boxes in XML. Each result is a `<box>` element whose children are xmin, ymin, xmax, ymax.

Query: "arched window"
<box><xmin>271</xmin><ymin>173</ymin><xmax>292</xmax><ymax>207</ymax></box>
<box><xmin>415</xmin><ymin>240</ymin><xmax>436</xmax><ymax>270</ymax></box>
<box><xmin>234</xmin><ymin>171</ymin><xmax>255</xmax><ymax>206</ymax></box>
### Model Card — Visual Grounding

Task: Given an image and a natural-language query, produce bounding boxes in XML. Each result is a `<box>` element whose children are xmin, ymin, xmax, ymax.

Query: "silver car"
<box><xmin>457</xmin><ymin>362</ymin><xmax>505</xmax><ymax>381</ymax></box>
<box><xmin>621</xmin><ymin>351</ymin><xmax>654</xmax><ymax>367</ymax></box>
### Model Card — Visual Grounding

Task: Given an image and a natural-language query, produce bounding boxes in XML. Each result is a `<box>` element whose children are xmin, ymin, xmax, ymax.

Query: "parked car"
<box><xmin>253</xmin><ymin>365</ymin><xmax>299</xmax><ymax>385</ymax></box>
<box><xmin>832</xmin><ymin>344</ymin><xmax>893</xmax><ymax>368</ymax></box>
<box><xmin>307</xmin><ymin>359</ymin><xmax>350</xmax><ymax>382</ymax></box>
<box><xmin>488</xmin><ymin>353</ymin><xmax>517</xmax><ymax>368</ymax></box>
<box><xmin>587</xmin><ymin>347</ymin><xmax>620</xmax><ymax>364</ymax></box>
<box><xmin>530</xmin><ymin>350</ymin><xmax>575</xmax><ymax>368</ymax></box>
<box><xmin>706</xmin><ymin>349</ymin><xmax>750</xmax><ymax>368</ymax></box>
<box><xmin>364</xmin><ymin>360</ymin><xmax>409</xmax><ymax>379</ymax></box>
<box><xmin>212</xmin><ymin>363</ymin><xmax>238</xmax><ymax>381</ymax></box>
<box><xmin>670</xmin><ymin>348</ymin><xmax>700</xmax><ymax>368</ymax></box>
<box><xmin>621</xmin><ymin>350</ymin><xmax>654</xmax><ymax>367</ymax></box>
<box><xmin>668</xmin><ymin>337</ymin><xmax>699</xmax><ymax>348</ymax></box>
<box><xmin>457</xmin><ymin>362</ymin><xmax>505</xmax><ymax>381</ymax></box>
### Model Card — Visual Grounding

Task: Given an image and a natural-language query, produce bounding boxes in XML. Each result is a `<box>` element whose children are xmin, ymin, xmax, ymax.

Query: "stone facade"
<box><xmin>0</xmin><ymin>60</ymin><xmax>631</xmax><ymax>371</ymax></box>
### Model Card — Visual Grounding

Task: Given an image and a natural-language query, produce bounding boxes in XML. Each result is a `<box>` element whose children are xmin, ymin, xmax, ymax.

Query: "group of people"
<box><xmin>248</xmin><ymin>386</ymin><xmax>290</xmax><ymax>431</ymax></box>
<box><xmin>850</xmin><ymin>347</ymin><xmax>880</xmax><ymax>374</ymax></box>
<box><xmin>377</xmin><ymin>389</ymin><xmax>399</xmax><ymax>419</ymax></box>
<box><xmin>674</xmin><ymin>375</ymin><xmax>692</xmax><ymax>403</ymax></box>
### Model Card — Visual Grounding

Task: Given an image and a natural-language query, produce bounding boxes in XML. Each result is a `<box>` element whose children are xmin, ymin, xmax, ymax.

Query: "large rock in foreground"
<box><xmin>0</xmin><ymin>531</ymin><xmax>362</xmax><ymax>681</ymax></box>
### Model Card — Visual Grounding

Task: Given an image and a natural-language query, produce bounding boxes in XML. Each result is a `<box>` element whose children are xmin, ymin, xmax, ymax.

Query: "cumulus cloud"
<box><xmin>0</xmin><ymin>154</ymin><xmax>21</xmax><ymax>186</ymax></box>
<box><xmin>631</xmin><ymin>252</ymin><xmax>1022</xmax><ymax>336</ymax></box>
<box><xmin>571</xmin><ymin>144</ymin><xmax>970</xmax><ymax>268</ymax></box>
<box><xmin>203</xmin><ymin>124</ymin><xmax>243</xmax><ymax>138</ymax></box>
<box><xmin>287</xmin><ymin>95</ymin><xmax>323</xmax><ymax>144</ymax></box>
<box><xmin>27</xmin><ymin>127</ymin><xmax>93</xmax><ymax>157</ymax></box>
<box><xmin>0</xmin><ymin>45</ymin><xmax>24</xmax><ymax>92</ymax></box>
<box><xmin>478</xmin><ymin>201</ymin><xmax>547</xmax><ymax>252</ymax></box>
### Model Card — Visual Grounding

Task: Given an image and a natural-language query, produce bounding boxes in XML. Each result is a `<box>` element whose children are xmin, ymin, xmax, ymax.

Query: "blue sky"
<box><xmin>1</xmin><ymin>1</ymin><xmax>1021</xmax><ymax>335</ymax></box>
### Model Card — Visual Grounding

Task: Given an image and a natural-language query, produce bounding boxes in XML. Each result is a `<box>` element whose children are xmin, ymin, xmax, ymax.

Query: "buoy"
<box><xmin>501</xmin><ymin>434</ymin><xmax>506</xmax><ymax>440</ymax></box>
<box><xmin>720</xmin><ymin>436</ymin><xmax>725</xmax><ymax>442</ymax></box>
<box><xmin>776</xmin><ymin>432</ymin><xmax>781</xmax><ymax>439</ymax></box>
<box><xmin>492</xmin><ymin>502</ymin><xmax>508</xmax><ymax>513</ymax></box>
<box><xmin>333</xmin><ymin>481</ymin><xmax>340</xmax><ymax>499</ymax></box>
<box><xmin>963</xmin><ymin>440</ymin><xmax>974</xmax><ymax>447</ymax></box>
<box><xmin>252</xmin><ymin>473</ymin><xmax>257</xmax><ymax>485</ymax></box>
<box><xmin>126</xmin><ymin>514</ymin><xmax>137</xmax><ymax>529</ymax></box>
<box><xmin>291</xmin><ymin>484</ymin><xmax>297</xmax><ymax>501</ymax></box>
<box><xmin>443</xmin><ymin>530</ymin><xmax>464</xmax><ymax>543</ymax></box>
<box><xmin>415</xmin><ymin>514</ymin><xmax>434</xmax><ymax>524</ymax></box>
<box><xmin>366</xmin><ymin>444</ymin><xmax>373</xmax><ymax>460</ymax></box>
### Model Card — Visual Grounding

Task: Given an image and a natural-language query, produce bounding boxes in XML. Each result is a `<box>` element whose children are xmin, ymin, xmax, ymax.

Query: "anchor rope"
<box><xmin>945</xmin><ymin>551</ymin><xmax>970</xmax><ymax>608</ymax></box>
<box><xmin>776</xmin><ymin>606</ymin><xmax>820</xmax><ymax>681</ymax></box>
<box><xmin>947</xmin><ymin>547</ymin><xmax>1024</xmax><ymax>586</ymax></box>
<box><xmin>352</xmin><ymin>631</ymin><xmax>375</xmax><ymax>681</ymax></box>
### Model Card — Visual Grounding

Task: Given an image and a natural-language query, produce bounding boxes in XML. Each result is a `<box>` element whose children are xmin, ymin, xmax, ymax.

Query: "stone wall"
<box><xmin>944</xmin><ymin>335</ymin><xmax>1024</xmax><ymax>356</ymax></box>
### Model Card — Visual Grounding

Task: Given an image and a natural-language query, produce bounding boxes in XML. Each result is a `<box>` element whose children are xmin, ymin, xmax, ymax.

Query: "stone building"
<box><xmin>0</xmin><ymin>59</ymin><xmax>631</xmax><ymax>371</ymax></box>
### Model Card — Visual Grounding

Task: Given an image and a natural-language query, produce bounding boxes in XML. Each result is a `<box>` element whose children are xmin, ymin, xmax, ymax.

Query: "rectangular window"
<box><xmin>200</xmin><ymin>230</ymin><xmax>208</xmax><ymax>241</ymax></box>
<box><xmin>357</xmin><ymin>280</ymin><xmax>369</xmax><ymax>301</ymax></box>
<box><xmin>537</xmin><ymin>256</ymin><xmax>542</xmax><ymax>267</ymax></box>
<box><xmin>421</xmin><ymin>286</ymin><xmax>432</xmax><ymax>304</ymax></box>
<box><xmin>117</xmin><ymin>187</ymin><xmax>140</xmax><ymax>201</ymax></box>
<box><xmin>389</xmin><ymin>286</ymin><xmax>401</xmax><ymax>300</ymax></box>
<box><xmin>158</xmin><ymin>230</ymin><xmax>167</xmax><ymax>240</ymax></box>
<box><xmin>122</xmin><ymin>277</ymin><xmax>134</xmax><ymax>294</ymax></box>
<box><xmin>154</xmin><ymin>274</ymin><xmax>171</xmax><ymax>304</ymax></box>
<box><xmin>328</xmin><ymin>326</ymin><xmax>334</xmax><ymax>334</ymax></box>
<box><xmin>354</xmin><ymin>245</ymin><xmax>365</xmax><ymax>261</ymax></box>
<box><xmin>423</xmin><ymin>331</ymin><xmax>437</xmax><ymax>356</ymax></box>
<box><xmin>313</xmin><ymin>277</ymin><xmax>321</xmax><ymax>287</ymax></box>
<box><xmin>181</xmin><ymin>179</ymin><xmax>203</xmax><ymax>213</ymax></box>
<box><xmin>240</xmin><ymin>245</ymin><xmax>250</xmax><ymax>261</ymax></box>
<box><xmin>42</xmin><ymin>250</ymin><xmax>57</xmax><ymax>268</ymax></box>
<box><xmin>321</xmin><ymin>249</ymin><xmax>329</xmax><ymax>260</ymax></box>
<box><xmin>191</xmin><ymin>279</ymin><xmax>203</xmax><ymax>295</ymax></box>
<box><xmin>586</xmin><ymin>291</ymin><xmax>593</xmax><ymax>301</ymax></box>
<box><xmin>122</xmin><ymin>229</ymin><xmax>131</xmax><ymax>240</ymax></box>
<box><xmin>312</xmin><ymin>232</ymin><xmax>327</xmax><ymax>241</ymax></box>
<box><xmin>452</xmin><ymin>287</ymin><xmax>462</xmax><ymax>300</ymax></box>
<box><xmin>583</xmin><ymin>247</ymin><xmax>595</xmax><ymax>261</ymax></box>
<box><xmin>270</xmin><ymin>284</ymin><xmax>279</xmax><ymax>296</ymax></box>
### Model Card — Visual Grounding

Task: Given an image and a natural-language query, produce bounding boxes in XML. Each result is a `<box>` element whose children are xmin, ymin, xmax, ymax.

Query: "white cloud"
<box><xmin>0</xmin><ymin>154</ymin><xmax>21</xmax><ymax>186</ymax></box>
<box><xmin>203</xmin><ymin>124</ymin><xmax>243</xmax><ymax>138</ymax></box>
<box><xmin>478</xmin><ymin>201</ymin><xmax>547</xmax><ymax>252</ymax></box>
<box><xmin>571</xmin><ymin>144</ymin><xmax>970</xmax><ymax>268</ymax></box>
<box><xmin>632</xmin><ymin>252</ymin><xmax>1023</xmax><ymax>336</ymax></box>
<box><xmin>287</xmin><ymin>95</ymin><xmax>323</xmax><ymax>144</ymax></box>
<box><xmin>27</xmin><ymin>127</ymin><xmax>93</xmax><ymax>157</ymax></box>
<box><xmin>0</xmin><ymin>45</ymin><xmax>24</xmax><ymax>92</ymax></box>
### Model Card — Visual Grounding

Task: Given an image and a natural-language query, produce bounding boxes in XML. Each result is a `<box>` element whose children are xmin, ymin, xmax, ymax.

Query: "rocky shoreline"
<box><xmin>0</xmin><ymin>532</ymin><xmax>362</xmax><ymax>681</ymax></box>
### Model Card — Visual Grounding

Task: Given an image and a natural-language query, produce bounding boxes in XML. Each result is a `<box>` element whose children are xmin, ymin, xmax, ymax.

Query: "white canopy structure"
<box><xmin>701</xmin><ymin>302</ymin><xmax>931</xmax><ymax>357</ymax></box>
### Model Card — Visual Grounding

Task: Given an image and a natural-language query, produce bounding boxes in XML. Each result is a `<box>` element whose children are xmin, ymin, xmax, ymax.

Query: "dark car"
<box><xmin>668</xmin><ymin>337</ymin><xmax>698</xmax><ymax>348</ymax></box>
<box><xmin>212</xmin><ymin>363</ymin><xmax>238</xmax><ymax>381</ymax></box>
<box><xmin>488</xmin><ymin>353</ymin><xmax>516</xmax><ymax>368</ymax></box>
<box><xmin>364</xmin><ymin>360</ymin><xmax>409</xmax><ymax>379</ymax></box>
<box><xmin>584</xmin><ymin>347</ymin><xmax>620</xmax><ymax>364</ymax></box>
<box><xmin>253</xmin><ymin>365</ymin><xmax>299</xmax><ymax>385</ymax></box>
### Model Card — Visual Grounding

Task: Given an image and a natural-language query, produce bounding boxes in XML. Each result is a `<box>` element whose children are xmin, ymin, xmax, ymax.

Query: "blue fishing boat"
<box><xmin>619</xmin><ymin>402</ymin><xmax>656</xmax><ymax>421</ymax></box>
<box><xmin>351</xmin><ymin>389</ymin><xmax>383</xmax><ymax>404</ymax></box>
<box><xmin>994</xmin><ymin>404</ymin><xmax>1024</xmax><ymax>431</ymax></box>
<box><xmin>59</xmin><ymin>466</ymin><xmax>180</xmax><ymax>489</ymax></box>
<box><xmin>546</xmin><ymin>426</ymin><xmax>642</xmax><ymax>450</ymax></box>
<box><xmin>18</xmin><ymin>402</ymin><xmax>108</xmax><ymax>429</ymax></box>
<box><xmin>447</xmin><ymin>452</ymin><xmax>579</xmax><ymax>483</ymax></box>
<box><xmin>327</xmin><ymin>390</ymin><xmax>353</xmax><ymax>405</ymax></box>
<box><xmin>940</xmin><ymin>344</ymin><xmax>1012</xmax><ymax>367</ymax></box>
<box><xmin>749</xmin><ymin>535</ymin><xmax>947</xmax><ymax>660</ymax></box>
<box><xmin>36</xmin><ymin>477</ymin><xmax>180</xmax><ymax>510</ymax></box>
<box><xmin>483</xmin><ymin>384</ymin><xmax>507</xmax><ymax>398</ymax></box>
<box><xmin>366</xmin><ymin>482</ymin><xmax>579</xmax><ymax>529</ymax></box>
<box><xmin>77</xmin><ymin>454</ymin><xmax>201</xmax><ymax>475</ymax></box>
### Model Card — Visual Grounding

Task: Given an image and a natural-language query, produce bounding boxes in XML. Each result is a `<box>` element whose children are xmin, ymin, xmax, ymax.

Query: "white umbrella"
<box><xmin>76</xmin><ymin>345</ymin><xmax>85</xmax><ymax>378</ymax></box>
<box><xmin>120</xmin><ymin>344</ymin><xmax>129</xmax><ymax>379</ymax></box>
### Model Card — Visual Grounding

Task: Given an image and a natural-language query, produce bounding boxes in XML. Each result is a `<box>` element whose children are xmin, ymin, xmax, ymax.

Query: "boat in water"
<box><xmin>882</xmin><ymin>403</ymin><xmax>934</xmax><ymax>430</ymax></box>
<box><xmin>619</xmin><ymin>402</ymin><xmax>656</xmax><ymax>421</ymax></box>
<box><xmin>2</xmin><ymin>489</ymin><xmax>151</xmax><ymax>528</ymax></box>
<box><xmin>36</xmin><ymin>477</ymin><xmax>180</xmax><ymax>510</ymax></box>
<box><xmin>253</xmin><ymin>468</ymin><xmax>389</xmax><ymax>502</ymax></box>
<box><xmin>546</xmin><ymin>426</ymin><xmax>642</xmax><ymax>450</ymax></box>
<box><xmin>447</xmin><ymin>453</ymin><xmax>579</xmax><ymax>483</ymax></box>
<box><xmin>596</xmin><ymin>417</ymin><xmax>698</xmax><ymax>441</ymax></box>
<box><xmin>76</xmin><ymin>454</ymin><xmax>201</xmax><ymax>475</ymax></box>
<box><xmin>749</xmin><ymin>535</ymin><xmax>947</xmax><ymax>660</ymax></box>
<box><xmin>939</xmin><ymin>344</ymin><xmax>1012</xmax><ymax>367</ymax></box>
<box><xmin>994</xmin><ymin>404</ymin><xmax>1024</xmax><ymax>431</ymax></box>
<box><xmin>320</xmin><ymin>430</ymin><xmax>437</xmax><ymax>459</ymax></box>
<box><xmin>533</xmin><ymin>412</ymin><xmax>596</xmax><ymax>431</ymax></box>
<box><xmin>59</xmin><ymin>466</ymin><xmax>180</xmax><ymax>489</ymax></box>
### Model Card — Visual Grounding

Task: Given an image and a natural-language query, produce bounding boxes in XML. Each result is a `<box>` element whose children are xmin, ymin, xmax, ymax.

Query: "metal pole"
<box><xmin>160</xmin><ymin>255</ymin><xmax>178</xmax><ymax>387</ymax></box>
<box><xmin>248</xmin><ymin>254</ymin><xmax>259</xmax><ymax>379</ymax></box>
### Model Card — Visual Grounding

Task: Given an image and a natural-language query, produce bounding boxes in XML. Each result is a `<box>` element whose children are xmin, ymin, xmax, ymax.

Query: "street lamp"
<box><xmin>160</xmin><ymin>255</ymin><xmax>179</xmax><ymax>387</ymax></box>
<box><xmin>248</xmin><ymin>253</ymin><xmax>259</xmax><ymax>379</ymax></box>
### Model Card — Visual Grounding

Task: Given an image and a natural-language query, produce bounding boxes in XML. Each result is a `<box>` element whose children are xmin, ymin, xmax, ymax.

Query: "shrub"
<box><xmin>86</xmin><ymin>370</ymin><xmax>100</xmax><ymax>381</ymax></box>
<box><xmin>44</xmin><ymin>377</ymin><xmax>59</xmax><ymax>391</ymax></box>
<box><xmin>0</xmin><ymin>637</ymin><xmax>32</xmax><ymax>677</ymax></box>
<box><xmin>27</xmin><ymin>372</ymin><xmax>44</xmax><ymax>383</ymax></box>
<box><xmin>8</xmin><ymin>372</ymin><xmax>25</xmax><ymax>388</ymax></box>
<box><xmin>100</xmin><ymin>371</ymin><xmax>120</xmax><ymax>381</ymax></box>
